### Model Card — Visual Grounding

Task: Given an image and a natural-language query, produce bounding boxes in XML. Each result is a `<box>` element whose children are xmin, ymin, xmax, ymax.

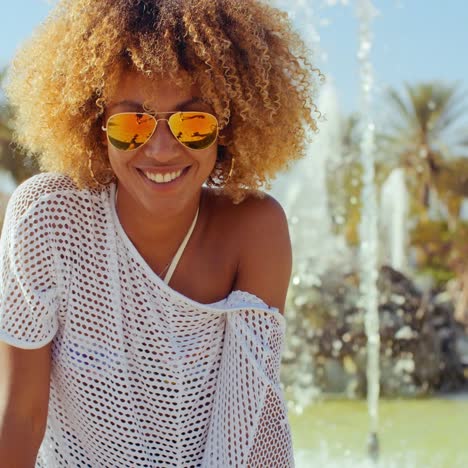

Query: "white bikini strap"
<box><xmin>163</xmin><ymin>208</ymin><xmax>199</xmax><ymax>285</ymax></box>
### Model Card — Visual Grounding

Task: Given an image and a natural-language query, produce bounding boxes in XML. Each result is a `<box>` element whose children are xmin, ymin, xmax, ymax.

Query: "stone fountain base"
<box><xmin>283</xmin><ymin>265</ymin><xmax>468</xmax><ymax>398</ymax></box>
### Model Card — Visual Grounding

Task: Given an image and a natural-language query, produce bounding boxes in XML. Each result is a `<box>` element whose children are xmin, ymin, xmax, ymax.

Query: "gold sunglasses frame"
<box><xmin>101</xmin><ymin>111</ymin><xmax>220</xmax><ymax>152</ymax></box>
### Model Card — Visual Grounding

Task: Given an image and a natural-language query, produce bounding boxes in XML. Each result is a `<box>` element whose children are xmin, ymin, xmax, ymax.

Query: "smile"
<box><xmin>142</xmin><ymin>169</ymin><xmax>184</xmax><ymax>184</ymax></box>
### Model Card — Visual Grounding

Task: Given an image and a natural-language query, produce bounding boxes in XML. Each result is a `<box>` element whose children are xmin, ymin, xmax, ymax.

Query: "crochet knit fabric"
<box><xmin>0</xmin><ymin>174</ymin><xmax>294</xmax><ymax>467</ymax></box>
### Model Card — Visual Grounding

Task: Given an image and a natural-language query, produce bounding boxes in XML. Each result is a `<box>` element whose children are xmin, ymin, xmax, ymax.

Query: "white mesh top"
<box><xmin>0</xmin><ymin>173</ymin><xmax>294</xmax><ymax>467</ymax></box>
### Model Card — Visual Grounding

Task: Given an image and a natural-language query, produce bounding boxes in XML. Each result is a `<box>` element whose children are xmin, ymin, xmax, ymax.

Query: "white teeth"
<box><xmin>143</xmin><ymin>169</ymin><xmax>184</xmax><ymax>184</ymax></box>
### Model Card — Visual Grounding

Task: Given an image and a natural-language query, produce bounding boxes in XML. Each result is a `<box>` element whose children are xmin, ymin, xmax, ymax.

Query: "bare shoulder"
<box><xmin>207</xmin><ymin>189</ymin><xmax>292</xmax><ymax>313</ymax></box>
<box><xmin>208</xmin><ymin>188</ymin><xmax>289</xmax><ymax>231</ymax></box>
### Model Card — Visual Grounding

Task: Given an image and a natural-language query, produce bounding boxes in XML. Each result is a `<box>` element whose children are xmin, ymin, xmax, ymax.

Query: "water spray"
<box><xmin>356</xmin><ymin>0</ymin><xmax>381</xmax><ymax>462</ymax></box>
<box><xmin>271</xmin><ymin>0</ymin><xmax>383</xmax><ymax>461</ymax></box>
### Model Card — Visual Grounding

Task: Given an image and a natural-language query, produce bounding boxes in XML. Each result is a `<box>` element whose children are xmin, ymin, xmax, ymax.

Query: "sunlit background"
<box><xmin>1</xmin><ymin>1</ymin><xmax>468</xmax><ymax>466</ymax></box>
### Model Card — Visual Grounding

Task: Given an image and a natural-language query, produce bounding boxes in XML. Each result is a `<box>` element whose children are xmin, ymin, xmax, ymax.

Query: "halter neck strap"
<box><xmin>163</xmin><ymin>207</ymin><xmax>199</xmax><ymax>285</ymax></box>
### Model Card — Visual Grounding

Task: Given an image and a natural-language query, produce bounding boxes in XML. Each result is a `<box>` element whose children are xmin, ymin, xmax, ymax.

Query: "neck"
<box><xmin>115</xmin><ymin>183</ymin><xmax>203</xmax><ymax>254</ymax></box>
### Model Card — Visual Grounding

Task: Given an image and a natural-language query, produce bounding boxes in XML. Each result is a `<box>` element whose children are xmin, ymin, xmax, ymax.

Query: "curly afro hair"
<box><xmin>5</xmin><ymin>0</ymin><xmax>322</xmax><ymax>202</ymax></box>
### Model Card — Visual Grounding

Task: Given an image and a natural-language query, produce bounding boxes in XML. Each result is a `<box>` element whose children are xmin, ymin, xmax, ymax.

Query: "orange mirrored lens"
<box><xmin>169</xmin><ymin>112</ymin><xmax>218</xmax><ymax>150</ymax></box>
<box><xmin>105</xmin><ymin>112</ymin><xmax>218</xmax><ymax>151</ymax></box>
<box><xmin>106</xmin><ymin>113</ymin><xmax>156</xmax><ymax>151</ymax></box>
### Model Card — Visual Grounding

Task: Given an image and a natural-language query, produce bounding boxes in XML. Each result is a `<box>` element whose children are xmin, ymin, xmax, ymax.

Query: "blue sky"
<box><xmin>1</xmin><ymin>0</ymin><xmax>468</xmax><ymax>115</ymax></box>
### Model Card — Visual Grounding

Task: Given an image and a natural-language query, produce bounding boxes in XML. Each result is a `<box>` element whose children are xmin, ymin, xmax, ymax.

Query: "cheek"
<box><xmin>107</xmin><ymin>148</ymin><xmax>117</xmax><ymax>169</ymax></box>
<box><xmin>190</xmin><ymin>144</ymin><xmax>217</xmax><ymax>169</ymax></box>
<box><xmin>107</xmin><ymin>148</ymin><xmax>130</xmax><ymax>174</ymax></box>
<box><xmin>96</xmin><ymin>132</ymin><xmax>113</xmax><ymax>168</ymax></box>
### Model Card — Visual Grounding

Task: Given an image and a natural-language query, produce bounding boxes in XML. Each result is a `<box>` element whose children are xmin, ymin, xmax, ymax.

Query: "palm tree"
<box><xmin>384</xmin><ymin>81</ymin><xmax>468</xmax><ymax>325</ymax></box>
<box><xmin>382</xmin><ymin>81</ymin><xmax>468</xmax><ymax>220</ymax></box>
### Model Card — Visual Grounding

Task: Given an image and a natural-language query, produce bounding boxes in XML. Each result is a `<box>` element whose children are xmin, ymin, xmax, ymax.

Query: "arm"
<box><xmin>0</xmin><ymin>341</ymin><xmax>52</xmax><ymax>468</ymax></box>
<box><xmin>0</xmin><ymin>177</ymin><xmax>61</xmax><ymax>466</ymax></box>
<box><xmin>233</xmin><ymin>194</ymin><xmax>295</xmax><ymax>467</ymax></box>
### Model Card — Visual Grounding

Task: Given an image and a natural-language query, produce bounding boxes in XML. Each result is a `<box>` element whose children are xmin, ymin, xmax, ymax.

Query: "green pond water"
<box><xmin>289</xmin><ymin>397</ymin><xmax>468</xmax><ymax>467</ymax></box>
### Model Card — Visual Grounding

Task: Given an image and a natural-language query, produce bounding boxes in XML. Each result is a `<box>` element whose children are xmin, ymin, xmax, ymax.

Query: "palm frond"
<box><xmin>386</xmin><ymin>86</ymin><xmax>414</xmax><ymax>125</ymax></box>
<box><xmin>384</xmin><ymin>81</ymin><xmax>468</xmax><ymax>156</ymax></box>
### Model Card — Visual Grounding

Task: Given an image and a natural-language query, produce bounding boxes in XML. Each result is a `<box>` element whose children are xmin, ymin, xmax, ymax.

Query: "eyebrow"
<box><xmin>108</xmin><ymin>97</ymin><xmax>207</xmax><ymax>111</ymax></box>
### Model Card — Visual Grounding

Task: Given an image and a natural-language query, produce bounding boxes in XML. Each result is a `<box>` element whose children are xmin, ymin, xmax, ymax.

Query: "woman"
<box><xmin>0</xmin><ymin>0</ymin><xmax>320</xmax><ymax>466</ymax></box>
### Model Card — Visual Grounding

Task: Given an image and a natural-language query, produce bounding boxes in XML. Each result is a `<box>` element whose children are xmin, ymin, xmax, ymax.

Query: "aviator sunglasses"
<box><xmin>102</xmin><ymin>111</ymin><xmax>219</xmax><ymax>152</ymax></box>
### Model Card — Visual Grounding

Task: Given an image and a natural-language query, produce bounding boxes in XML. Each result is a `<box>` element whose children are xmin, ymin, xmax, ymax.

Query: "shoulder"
<box><xmin>7</xmin><ymin>173</ymin><xmax>77</xmax><ymax>215</ymax></box>
<box><xmin>208</xmin><ymin>189</ymin><xmax>292</xmax><ymax>312</ymax></box>
<box><xmin>13</xmin><ymin>172</ymin><xmax>78</xmax><ymax>195</ymax></box>
<box><xmin>3</xmin><ymin>172</ymin><xmax>99</xmax><ymax>230</ymax></box>
<box><xmin>208</xmin><ymin>188</ymin><xmax>289</xmax><ymax>232</ymax></box>
<box><xmin>229</xmin><ymin>191</ymin><xmax>290</xmax><ymax>256</ymax></box>
<box><xmin>236</xmin><ymin>191</ymin><xmax>289</xmax><ymax>234</ymax></box>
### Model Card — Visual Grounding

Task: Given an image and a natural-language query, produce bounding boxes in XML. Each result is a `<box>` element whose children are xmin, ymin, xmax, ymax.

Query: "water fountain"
<box><xmin>272</xmin><ymin>0</ymin><xmax>403</xmax><ymax>465</ymax></box>
<box><xmin>272</xmin><ymin>80</ymin><xmax>353</xmax><ymax>414</ymax></box>
<box><xmin>272</xmin><ymin>80</ymin><xmax>349</xmax><ymax>284</ymax></box>
<box><xmin>355</xmin><ymin>0</ymin><xmax>381</xmax><ymax>461</ymax></box>
<box><xmin>271</xmin><ymin>1</ymin><xmax>468</xmax><ymax>466</ymax></box>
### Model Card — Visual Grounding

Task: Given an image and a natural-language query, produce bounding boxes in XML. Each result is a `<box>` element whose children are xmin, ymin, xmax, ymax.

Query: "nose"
<box><xmin>141</xmin><ymin>119</ymin><xmax>182</xmax><ymax>162</ymax></box>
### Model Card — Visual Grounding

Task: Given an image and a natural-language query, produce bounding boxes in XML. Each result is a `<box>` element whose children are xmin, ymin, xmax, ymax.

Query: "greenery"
<box><xmin>383</xmin><ymin>82</ymin><xmax>468</xmax><ymax>223</ymax></box>
<box><xmin>0</xmin><ymin>67</ymin><xmax>40</xmax><ymax>187</ymax></box>
<box><xmin>380</xmin><ymin>82</ymin><xmax>468</xmax><ymax>296</ymax></box>
<box><xmin>326</xmin><ymin>82</ymin><xmax>468</xmax><ymax>295</ymax></box>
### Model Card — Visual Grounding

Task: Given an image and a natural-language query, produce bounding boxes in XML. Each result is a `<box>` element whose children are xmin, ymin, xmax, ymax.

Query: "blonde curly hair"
<box><xmin>5</xmin><ymin>0</ymin><xmax>322</xmax><ymax>202</ymax></box>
